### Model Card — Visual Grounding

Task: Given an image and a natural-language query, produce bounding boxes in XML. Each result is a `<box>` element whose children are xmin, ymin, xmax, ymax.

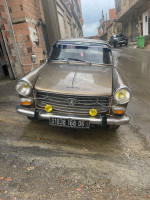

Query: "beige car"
<box><xmin>16</xmin><ymin>39</ymin><xmax>131</xmax><ymax>129</ymax></box>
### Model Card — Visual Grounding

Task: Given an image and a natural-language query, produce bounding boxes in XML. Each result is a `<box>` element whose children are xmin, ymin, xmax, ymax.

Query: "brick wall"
<box><xmin>7</xmin><ymin>0</ymin><xmax>46</xmax><ymax>74</ymax></box>
<box><xmin>0</xmin><ymin>0</ymin><xmax>23</xmax><ymax>79</ymax></box>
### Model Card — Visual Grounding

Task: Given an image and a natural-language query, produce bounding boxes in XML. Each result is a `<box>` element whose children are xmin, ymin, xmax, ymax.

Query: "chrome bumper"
<box><xmin>16</xmin><ymin>106</ymin><xmax>130</xmax><ymax>126</ymax></box>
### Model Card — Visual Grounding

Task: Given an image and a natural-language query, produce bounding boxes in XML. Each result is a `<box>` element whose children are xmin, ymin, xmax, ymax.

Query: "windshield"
<box><xmin>115</xmin><ymin>34</ymin><xmax>124</xmax><ymax>38</ymax></box>
<box><xmin>50</xmin><ymin>43</ymin><xmax>112</xmax><ymax>65</ymax></box>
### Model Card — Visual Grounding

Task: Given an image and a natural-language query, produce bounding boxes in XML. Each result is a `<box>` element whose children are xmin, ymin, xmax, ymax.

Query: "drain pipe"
<box><xmin>0</xmin><ymin>25</ymin><xmax>15</xmax><ymax>79</ymax></box>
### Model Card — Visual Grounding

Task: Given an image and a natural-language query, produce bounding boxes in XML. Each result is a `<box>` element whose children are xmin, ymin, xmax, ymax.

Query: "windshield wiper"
<box><xmin>53</xmin><ymin>58</ymin><xmax>67</xmax><ymax>61</ymax></box>
<box><xmin>68</xmin><ymin>58</ymin><xmax>91</xmax><ymax>64</ymax></box>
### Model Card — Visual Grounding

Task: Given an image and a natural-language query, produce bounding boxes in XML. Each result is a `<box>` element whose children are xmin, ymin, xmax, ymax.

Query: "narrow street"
<box><xmin>0</xmin><ymin>47</ymin><xmax>150</xmax><ymax>200</ymax></box>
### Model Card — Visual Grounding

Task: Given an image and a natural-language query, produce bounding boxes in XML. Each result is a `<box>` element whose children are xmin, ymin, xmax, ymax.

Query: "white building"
<box><xmin>143</xmin><ymin>9</ymin><xmax>150</xmax><ymax>36</ymax></box>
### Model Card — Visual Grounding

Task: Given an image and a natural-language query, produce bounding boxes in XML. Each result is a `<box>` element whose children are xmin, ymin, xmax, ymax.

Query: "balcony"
<box><xmin>116</xmin><ymin>0</ymin><xmax>148</xmax><ymax>21</ymax></box>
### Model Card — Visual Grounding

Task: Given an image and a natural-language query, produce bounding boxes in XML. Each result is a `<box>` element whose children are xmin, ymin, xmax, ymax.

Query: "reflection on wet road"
<box><xmin>113</xmin><ymin>47</ymin><xmax>150</xmax><ymax>143</ymax></box>
<box><xmin>0</xmin><ymin>47</ymin><xmax>150</xmax><ymax>199</ymax></box>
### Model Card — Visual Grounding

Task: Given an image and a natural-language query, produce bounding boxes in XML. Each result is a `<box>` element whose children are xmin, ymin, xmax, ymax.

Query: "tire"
<box><xmin>113</xmin><ymin>43</ymin><xmax>116</xmax><ymax>48</ymax></box>
<box><xmin>27</xmin><ymin>117</ymin><xmax>36</xmax><ymax>121</ymax></box>
<box><xmin>106</xmin><ymin>125</ymin><xmax>120</xmax><ymax>130</ymax></box>
<box><xmin>120</xmin><ymin>44</ymin><xmax>122</xmax><ymax>47</ymax></box>
<box><xmin>125</xmin><ymin>42</ymin><xmax>128</xmax><ymax>46</ymax></box>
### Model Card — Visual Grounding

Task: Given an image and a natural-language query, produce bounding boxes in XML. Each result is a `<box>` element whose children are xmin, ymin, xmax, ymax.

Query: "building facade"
<box><xmin>107</xmin><ymin>8</ymin><xmax>122</xmax><ymax>39</ymax></box>
<box><xmin>0</xmin><ymin>0</ymin><xmax>47</xmax><ymax>79</ymax></box>
<box><xmin>42</xmin><ymin>0</ymin><xmax>83</xmax><ymax>48</ymax></box>
<box><xmin>98</xmin><ymin>9</ymin><xmax>122</xmax><ymax>40</ymax></box>
<box><xmin>115</xmin><ymin>0</ymin><xmax>150</xmax><ymax>42</ymax></box>
<box><xmin>98</xmin><ymin>12</ymin><xmax>111</xmax><ymax>40</ymax></box>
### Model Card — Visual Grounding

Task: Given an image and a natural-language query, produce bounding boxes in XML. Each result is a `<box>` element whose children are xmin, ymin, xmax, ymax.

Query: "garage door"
<box><xmin>57</xmin><ymin>6</ymin><xmax>66</xmax><ymax>38</ymax></box>
<box><xmin>124</xmin><ymin>24</ymin><xmax>128</xmax><ymax>37</ymax></box>
<box><xmin>67</xmin><ymin>21</ymin><xmax>71</xmax><ymax>38</ymax></box>
<box><xmin>131</xmin><ymin>20</ymin><xmax>138</xmax><ymax>42</ymax></box>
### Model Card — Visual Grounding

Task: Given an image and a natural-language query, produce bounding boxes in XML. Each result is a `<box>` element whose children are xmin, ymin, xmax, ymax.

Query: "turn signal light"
<box><xmin>45</xmin><ymin>104</ymin><xmax>53</xmax><ymax>113</ymax></box>
<box><xmin>21</xmin><ymin>98</ymin><xmax>32</xmax><ymax>106</ymax></box>
<box><xmin>113</xmin><ymin>110</ymin><xmax>125</xmax><ymax>115</ymax></box>
<box><xmin>21</xmin><ymin>101</ymin><xmax>32</xmax><ymax>106</ymax></box>
<box><xmin>89</xmin><ymin>109</ymin><xmax>98</xmax><ymax>117</ymax></box>
<box><xmin>112</xmin><ymin>106</ymin><xmax>126</xmax><ymax>115</ymax></box>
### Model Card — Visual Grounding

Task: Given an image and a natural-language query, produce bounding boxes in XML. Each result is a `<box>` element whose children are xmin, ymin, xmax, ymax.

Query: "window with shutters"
<box><xmin>115</xmin><ymin>0</ymin><xmax>121</xmax><ymax>14</ymax></box>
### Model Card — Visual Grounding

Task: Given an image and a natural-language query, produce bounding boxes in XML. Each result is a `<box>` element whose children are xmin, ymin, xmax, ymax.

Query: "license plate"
<box><xmin>49</xmin><ymin>117</ymin><xmax>90</xmax><ymax>128</ymax></box>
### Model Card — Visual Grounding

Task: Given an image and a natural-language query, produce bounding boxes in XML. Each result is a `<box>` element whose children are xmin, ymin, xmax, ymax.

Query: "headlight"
<box><xmin>16</xmin><ymin>81</ymin><xmax>32</xmax><ymax>96</ymax></box>
<box><xmin>114</xmin><ymin>88</ymin><xmax>131</xmax><ymax>104</ymax></box>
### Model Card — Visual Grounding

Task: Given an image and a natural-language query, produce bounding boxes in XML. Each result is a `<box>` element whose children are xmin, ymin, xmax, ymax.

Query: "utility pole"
<box><xmin>102</xmin><ymin>10</ymin><xmax>105</xmax><ymax>40</ymax></box>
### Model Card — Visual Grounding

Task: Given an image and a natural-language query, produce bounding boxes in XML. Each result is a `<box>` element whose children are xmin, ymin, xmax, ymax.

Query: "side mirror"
<box><xmin>118</xmin><ymin>56</ymin><xmax>121</xmax><ymax>60</ymax></box>
<box><xmin>43</xmin><ymin>50</ymin><xmax>47</xmax><ymax>56</ymax></box>
<box><xmin>43</xmin><ymin>50</ymin><xmax>48</xmax><ymax>62</ymax></box>
<box><xmin>31</xmin><ymin>55</ymin><xmax>37</xmax><ymax>64</ymax></box>
<box><xmin>114</xmin><ymin>56</ymin><xmax>122</xmax><ymax>68</ymax></box>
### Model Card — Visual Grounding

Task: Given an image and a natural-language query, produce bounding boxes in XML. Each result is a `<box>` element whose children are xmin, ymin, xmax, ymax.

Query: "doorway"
<box><xmin>131</xmin><ymin>20</ymin><xmax>138</xmax><ymax>42</ymax></box>
<box><xmin>0</xmin><ymin>44</ymin><xmax>9</xmax><ymax>79</ymax></box>
<box><xmin>148</xmin><ymin>17</ymin><xmax>150</xmax><ymax>35</ymax></box>
<box><xmin>140</xmin><ymin>23</ymin><xmax>143</xmax><ymax>36</ymax></box>
<box><xmin>0</xmin><ymin>30</ymin><xmax>14</xmax><ymax>80</ymax></box>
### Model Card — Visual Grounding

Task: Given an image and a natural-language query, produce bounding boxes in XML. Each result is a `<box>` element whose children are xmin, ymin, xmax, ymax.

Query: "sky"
<box><xmin>81</xmin><ymin>0</ymin><xmax>115</xmax><ymax>37</ymax></box>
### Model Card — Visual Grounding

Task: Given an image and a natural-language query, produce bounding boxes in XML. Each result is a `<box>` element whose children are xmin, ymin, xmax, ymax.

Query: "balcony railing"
<box><xmin>116</xmin><ymin>0</ymin><xmax>141</xmax><ymax>21</ymax></box>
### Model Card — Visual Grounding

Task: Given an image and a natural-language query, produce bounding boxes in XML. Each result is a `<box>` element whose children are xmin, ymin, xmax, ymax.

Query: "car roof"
<box><xmin>57</xmin><ymin>38</ymin><xmax>109</xmax><ymax>46</ymax></box>
<box><xmin>113</xmin><ymin>34</ymin><xmax>124</xmax><ymax>36</ymax></box>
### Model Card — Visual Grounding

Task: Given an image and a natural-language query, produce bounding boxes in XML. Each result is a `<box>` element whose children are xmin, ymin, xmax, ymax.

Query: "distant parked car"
<box><xmin>108</xmin><ymin>34</ymin><xmax>128</xmax><ymax>48</ymax></box>
<box><xmin>16</xmin><ymin>38</ymin><xmax>131</xmax><ymax>129</ymax></box>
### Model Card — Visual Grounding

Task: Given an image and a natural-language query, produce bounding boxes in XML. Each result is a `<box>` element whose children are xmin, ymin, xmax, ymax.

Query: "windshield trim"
<box><xmin>50</xmin><ymin>59</ymin><xmax>113</xmax><ymax>66</ymax></box>
<box><xmin>49</xmin><ymin>43</ymin><xmax>113</xmax><ymax>65</ymax></box>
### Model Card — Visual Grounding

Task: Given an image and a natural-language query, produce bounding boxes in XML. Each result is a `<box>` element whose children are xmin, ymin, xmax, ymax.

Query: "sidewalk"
<box><xmin>127</xmin><ymin>42</ymin><xmax>150</xmax><ymax>50</ymax></box>
<box><xmin>127</xmin><ymin>42</ymin><xmax>137</xmax><ymax>49</ymax></box>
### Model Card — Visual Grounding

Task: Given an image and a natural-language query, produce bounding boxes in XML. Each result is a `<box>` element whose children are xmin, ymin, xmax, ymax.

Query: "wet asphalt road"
<box><xmin>0</xmin><ymin>46</ymin><xmax>150</xmax><ymax>200</ymax></box>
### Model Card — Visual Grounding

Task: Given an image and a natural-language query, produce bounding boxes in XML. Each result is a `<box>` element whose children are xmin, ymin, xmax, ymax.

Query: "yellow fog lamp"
<box><xmin>112</xmin><ymin>106</ymin><xmax>126</xmax><ymax>115</ymax></box>
<box><xmin>89</xmin><ymin>109</ymin><xmax>98</xmax><ymax>117</ymax></box>
<box><xmin>21</xmin><ymin>98</ymin><xmax>32</xmax><ymax>106</ymax></box>
<box><xmin>45</xmin><ymin>104</ymin><xmax>53</xmax><ymax>113</ymax></box>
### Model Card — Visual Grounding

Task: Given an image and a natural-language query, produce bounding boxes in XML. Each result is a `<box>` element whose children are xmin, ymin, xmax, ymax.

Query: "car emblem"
<box><xmin>68</xmin><ymin>98</ymin><xmax>76</xmax><ymax>106</ymax></box>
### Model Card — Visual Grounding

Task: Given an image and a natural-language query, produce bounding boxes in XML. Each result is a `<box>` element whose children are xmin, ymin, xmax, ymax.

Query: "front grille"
<box><xmin>36</xmin><ymin>91</ymin><xmax>110</xmax><ymax>115</ymax></box>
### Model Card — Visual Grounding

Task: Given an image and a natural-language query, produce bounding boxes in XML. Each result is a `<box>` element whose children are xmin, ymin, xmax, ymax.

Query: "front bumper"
<box><xmin>117</xmin><ymin>40</ymin><xmax>127</xmax><ymax>44</ymax></box>
<box><xmin>16</xmin><ymin>106</ymin><xmax>130</xmax><ymax>126</ymax></box>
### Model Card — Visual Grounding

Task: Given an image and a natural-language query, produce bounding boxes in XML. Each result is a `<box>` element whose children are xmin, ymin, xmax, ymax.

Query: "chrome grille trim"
<box><xmin>35</xmin><ymin>91</ymin><xmax>110</xmax><ymax>114</ymax></box>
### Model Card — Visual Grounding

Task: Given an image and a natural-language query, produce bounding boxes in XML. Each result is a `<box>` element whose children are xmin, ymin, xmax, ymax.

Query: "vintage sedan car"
<box><xmin>16</xmin><ymin>38</ymin><xmax>131</xmax><ymax>129</ymax></box>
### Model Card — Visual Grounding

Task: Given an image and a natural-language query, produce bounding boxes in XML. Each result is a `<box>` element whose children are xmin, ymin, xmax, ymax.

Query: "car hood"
<box><xmin>117</xmin><ymin>36</ymin><xmax>126</xmax><ymax>40</ymax></box>
<box><xmin>34</xmin><ymin>62</ymin><xmax>113</xmax><ymax>96</ymax></box>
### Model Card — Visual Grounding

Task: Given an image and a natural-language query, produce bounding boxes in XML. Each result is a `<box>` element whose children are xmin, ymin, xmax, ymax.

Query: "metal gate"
<box><xmin>131</xmin><ymin>20</ymin><xmax>138</xmax><ymax>42</ymax></box>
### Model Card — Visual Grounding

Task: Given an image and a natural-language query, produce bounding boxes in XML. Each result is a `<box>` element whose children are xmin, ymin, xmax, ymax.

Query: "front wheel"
<box><xmin>113</xmin><ymin>43</ymin><xmax>117</xmax><ymax>48</ymax></box>
<box><xmin>106</xmin><ymin>125</ymin><xmax>120</xmax><ymax>130</ymax></box>
<box><xmin>27</xmin><ymin>117</ymin><xmax>36</xmax><ymax>121</ymax></box>
<box><xmin>125</xmin><ymin>42</ymin><xmax>128</xmax><ymax>46</ymax></box>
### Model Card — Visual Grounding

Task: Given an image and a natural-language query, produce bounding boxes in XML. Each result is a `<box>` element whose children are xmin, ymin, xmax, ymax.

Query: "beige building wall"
<box><xmin>107</xmin><ymin>22</ymin><xmax>122</xmax><ymax>39</ymax></box>
<box><xmin>115</xmin><ymin>0</ymin><xmax>150</xmax><ymax>42</ymax></box>
<box><xmin>42</xmin><ymin>0</ymin><xmax>83</xmax><ymax>48</ymax></box>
